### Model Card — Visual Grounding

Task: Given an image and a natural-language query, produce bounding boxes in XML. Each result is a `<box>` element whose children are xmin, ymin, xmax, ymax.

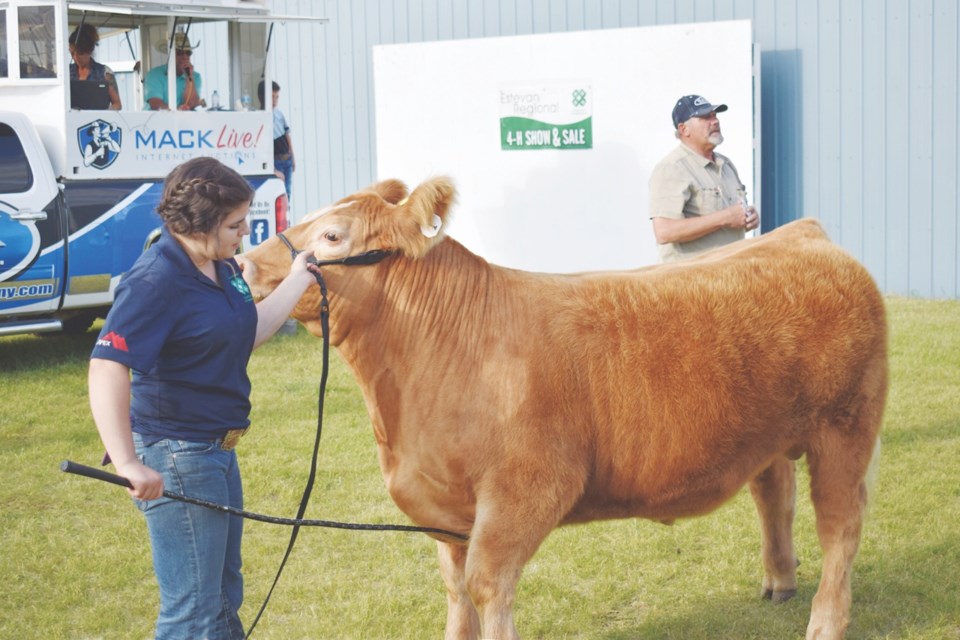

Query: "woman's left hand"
<box><xmin>290</xmin><ymin>247</ymin><xmax>320</xmax><ymax>281</ymax></box>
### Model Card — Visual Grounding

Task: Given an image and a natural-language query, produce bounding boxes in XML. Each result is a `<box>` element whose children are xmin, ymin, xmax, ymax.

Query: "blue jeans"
<box><xmin>275</xmin><ymin>157</ymin><xmax>293</xmax><ymax>202</ymax></box>
<box><xmin>134</xmin><ymin>434</ymin><xmax>245</xmax><ymax>640</ymax></box>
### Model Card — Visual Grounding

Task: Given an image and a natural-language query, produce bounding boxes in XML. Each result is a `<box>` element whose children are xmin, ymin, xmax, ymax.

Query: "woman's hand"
<box><xmin>289</xmin><ymin>247</ymin><xmax>320</xmax><ymax>282</ymax></box>
<box><xmin>251</xmin><ymin>248</ymin><xmax>320</xmax><ymax>347</ymax></box>
<box><xmin>115</xmin><ymin>459</ymin><xmax>165</xmax><ymax>501</ymax></box>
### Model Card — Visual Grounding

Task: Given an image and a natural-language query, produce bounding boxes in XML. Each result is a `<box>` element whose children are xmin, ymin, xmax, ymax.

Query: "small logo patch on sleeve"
<box><xmin>97</xmin><ymin>331</ymin><xmax>129</xmax><ymax>351</ymax></box>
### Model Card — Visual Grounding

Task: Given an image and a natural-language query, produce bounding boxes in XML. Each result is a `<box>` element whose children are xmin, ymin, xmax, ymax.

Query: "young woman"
<box><xmin>89</xmin><ymin>157</ymin><xmax>316</xmax><ymax>639</ymax></box>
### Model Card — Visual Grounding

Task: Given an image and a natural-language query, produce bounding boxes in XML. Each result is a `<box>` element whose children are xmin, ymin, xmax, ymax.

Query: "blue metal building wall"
<box><xmin>116</xmin><ymin>0</ymin><xmax>958</xmax><ymax>298</ymax></box>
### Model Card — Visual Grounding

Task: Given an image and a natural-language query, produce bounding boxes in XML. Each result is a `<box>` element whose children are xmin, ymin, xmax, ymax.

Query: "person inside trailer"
<box><xmin>144</xmin><ymin>32</ymin><xmax>202</xmax><ymax>111</ymax></box>
<box><xmin>69</xmin><ymin>23</ymin><xmax>122</xmax><ymax>110</ymax></box>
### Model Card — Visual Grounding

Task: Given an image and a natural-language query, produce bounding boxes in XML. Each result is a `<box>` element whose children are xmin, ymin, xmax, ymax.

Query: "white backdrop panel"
<box><xmin>374</xmin><ymin>20</ymin><xmax>756</xmax><ymax>273</ymax></box>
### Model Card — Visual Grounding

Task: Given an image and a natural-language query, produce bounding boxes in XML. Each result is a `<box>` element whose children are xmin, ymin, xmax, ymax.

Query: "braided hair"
<box><xmin>157</xmin><ymin>157</ymin><xmax>255</xmax><ymax>236</ymax></box>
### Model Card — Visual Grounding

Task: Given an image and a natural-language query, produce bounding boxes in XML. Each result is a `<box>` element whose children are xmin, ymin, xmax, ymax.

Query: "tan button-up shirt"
<box><xmin>648</xmin><ymin>143</ymin><xmax>746</xmax><ymax>263</ymax></box>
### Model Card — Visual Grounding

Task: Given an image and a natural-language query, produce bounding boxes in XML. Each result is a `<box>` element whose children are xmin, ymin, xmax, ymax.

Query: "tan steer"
<box><xmin>237</xmin><ymin>177</ymin><xmax>887</xmax><ymax>640</ymax></box>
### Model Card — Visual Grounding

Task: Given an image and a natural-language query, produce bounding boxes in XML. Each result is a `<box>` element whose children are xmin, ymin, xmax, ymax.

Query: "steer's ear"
<box><xmin>397</xmin><ymin>176</ymin><xmax>456</xmax><ymax>258</ymax></box>
<box><xmin>368</xmin><ymin>179</ymin><xmax>408</xmax><ymax>205</ymax></box>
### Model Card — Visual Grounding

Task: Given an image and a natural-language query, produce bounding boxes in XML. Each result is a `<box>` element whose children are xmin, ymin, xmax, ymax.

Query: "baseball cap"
<box><xmin>672</xmin><ymin>95</ymin><xmax>728</xmax><ymax>128</ymax></box>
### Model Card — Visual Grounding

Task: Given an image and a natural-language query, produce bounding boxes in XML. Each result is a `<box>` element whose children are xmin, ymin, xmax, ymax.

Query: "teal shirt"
<box><xmin>143</xmin><ymin>65</ymin><xmax>202</xmax><ymax>109</ymax></box>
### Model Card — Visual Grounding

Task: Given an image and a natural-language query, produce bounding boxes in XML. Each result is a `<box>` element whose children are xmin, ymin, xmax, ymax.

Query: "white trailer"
<box><xmin>0</xmin><ymin>0</ymin><xmax>325</xmax><ymax>335</ymax></box>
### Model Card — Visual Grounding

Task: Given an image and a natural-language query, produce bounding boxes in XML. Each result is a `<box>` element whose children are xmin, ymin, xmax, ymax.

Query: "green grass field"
<box><xmin>1</xmin><ymin>296</ymin><xmax>958</xmax><ymax>639</ymax></box>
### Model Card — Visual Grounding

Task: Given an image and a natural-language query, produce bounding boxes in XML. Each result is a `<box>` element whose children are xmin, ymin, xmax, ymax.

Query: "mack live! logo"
<box><xmin>134</xmin><ymin>125</ymin><xmax>265</xmax><ymax>150</ymax></box>
<box><xmin>78</xmin><ymin>120</ymin><xmax>122</xmax><ymax>169</ymax></box>
<box><xmin>74</xmin><ymin>120</ymin><xmax>265</xmax><ymax>169</ymax></box>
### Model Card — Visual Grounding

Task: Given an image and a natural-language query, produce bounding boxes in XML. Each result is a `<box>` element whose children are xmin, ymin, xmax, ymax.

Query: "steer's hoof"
<box><xmin>762</xmin><ymin>587</ymin><xmax>797</xmax><ymax>603</ymax></box>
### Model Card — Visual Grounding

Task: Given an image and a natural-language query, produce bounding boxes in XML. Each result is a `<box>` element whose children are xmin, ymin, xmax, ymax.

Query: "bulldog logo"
<box><xmin>78</xmin><ymin>119</ymin><xmax>122</xmax><ymax>169</ymax></box>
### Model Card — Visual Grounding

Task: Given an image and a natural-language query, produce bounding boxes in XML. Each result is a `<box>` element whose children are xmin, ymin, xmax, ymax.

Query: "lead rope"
<box><xmin>244</xmin><ymin>268</ymin><xmax>332</xmax><ymax>639</ymax></box>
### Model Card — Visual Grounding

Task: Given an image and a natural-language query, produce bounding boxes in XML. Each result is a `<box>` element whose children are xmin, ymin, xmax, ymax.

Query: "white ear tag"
<box><xmin>420</xmin><ymin>213</ymin><xmax>442</xmax><ymax>238</ymax></box>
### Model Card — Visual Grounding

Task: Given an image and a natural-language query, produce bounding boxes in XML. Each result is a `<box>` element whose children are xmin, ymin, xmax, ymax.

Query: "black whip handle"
<box><xmin>60</xmin><ymin>460</ymin><xmax>469</xmax><ymax>543</ymax></box>
<box><xmin>61</xmin><ymin>460</ymin><xmax>133</xmax><ymax>489</ymax></box>
<box><xmin>60</xmin><ymin>459</ymin><xmax>468</xmax><ymax>540</ymax></box>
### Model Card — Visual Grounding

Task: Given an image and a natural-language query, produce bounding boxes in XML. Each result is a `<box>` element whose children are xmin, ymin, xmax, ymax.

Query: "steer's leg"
<box><xmin>804</xmin><ymin>432</ymin><xmax>880</xmax><ymax>640</ymax></box>
<box><xmin>464</xmin><ymin>471</ymin><xmax>581</xmax><ymax>640</ymax></box>
<box><xmin>464</xmin><ymin>512</ymin><xmax>543</xmax><ymax>640</ymax></box>
<box><xmin>748</xmin><ymin>456</ymin><xmax>798</xmax><ymax>602</ymax></box>
<box><xmin>437</xmin><ymin>540</ymin><xmax>481</xmax><ymax>640</ymax></box>
<box><xmin>468</xmin><ymin>557</ymin><xmax>522</xmax><ymax>639</ymax></box>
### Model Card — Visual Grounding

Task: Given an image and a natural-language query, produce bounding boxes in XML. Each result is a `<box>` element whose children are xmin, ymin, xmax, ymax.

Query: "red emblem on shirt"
<box><xmin>97</xmin><ymin>331</ymin><xmax>129</xmax><ymax>352</ymax></box>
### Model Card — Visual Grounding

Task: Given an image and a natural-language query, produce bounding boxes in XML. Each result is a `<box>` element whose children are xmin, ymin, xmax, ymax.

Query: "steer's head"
<box><xmin>238</xmin><ymin>176</ymin><xmax>456</xmax><ymax>336</ymax></box>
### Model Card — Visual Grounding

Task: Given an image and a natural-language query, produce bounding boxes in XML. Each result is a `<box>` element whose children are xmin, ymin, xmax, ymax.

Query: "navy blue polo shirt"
<box><xmin>91</xmin><ymin>230</ymin><xmax>258</xmax><ymax>442</ymax></box>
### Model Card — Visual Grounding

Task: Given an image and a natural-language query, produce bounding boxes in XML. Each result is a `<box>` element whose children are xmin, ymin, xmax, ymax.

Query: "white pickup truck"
<box><xmin>0</xmin><ymin>0</ymin><xmax>320</xmax><ymax>335</ymax></box>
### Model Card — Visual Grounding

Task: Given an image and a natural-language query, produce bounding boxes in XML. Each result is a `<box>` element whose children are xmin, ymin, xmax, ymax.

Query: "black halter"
<box><xmin>276</xmin><ymin>232</ymin><xmax>393</xmax><ymax>269</ymax></box>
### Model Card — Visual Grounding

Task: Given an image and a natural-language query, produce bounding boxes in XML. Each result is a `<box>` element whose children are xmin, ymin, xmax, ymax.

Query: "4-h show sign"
<box><xmin>500</xmin><ymin>82</ymin><xmax>592</xmax><ymax>150</ymax></box>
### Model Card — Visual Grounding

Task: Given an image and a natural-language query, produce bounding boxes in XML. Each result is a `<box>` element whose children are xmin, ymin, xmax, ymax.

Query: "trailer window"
<box><xmin>18</xmin><ymin>5</ymin><xmax>57</xmax><ymax>79</ymax></box>
<box><xmin>0</xmin><ymin>11</ymin><xmax>7</xmax><ymax>78</ymax></box>
<box><xmin>0</xmin><ymin>124</ymin><xmax>34</xmax><ymax>193</ymax></box>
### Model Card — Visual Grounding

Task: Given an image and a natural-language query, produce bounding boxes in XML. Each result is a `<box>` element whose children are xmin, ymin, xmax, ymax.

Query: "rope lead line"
<box><xmin>244</xmin><ymin>278</ymin><xmax>330</xmax><ymax>638</ymax></box>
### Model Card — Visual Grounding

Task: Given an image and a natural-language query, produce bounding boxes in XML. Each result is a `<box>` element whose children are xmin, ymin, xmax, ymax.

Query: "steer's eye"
<box><xmin>324</xmin><ymin>231</ymin><xmax>340</xmax><ymax>242</ymax></box>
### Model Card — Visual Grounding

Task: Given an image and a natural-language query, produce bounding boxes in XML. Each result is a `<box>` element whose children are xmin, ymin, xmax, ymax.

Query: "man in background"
<box><xmin>259</xmin><ymin>80</ymin><xmax>295</xmax><ymax>204</ymax></box>
<box><xmin>144</xmin><ymin>33</ymin><xmax>202</xmax><ymax>111</ymax></box>
<box><xmin>648</xmin><ymin>94</ymin><xmax>759</xmax><ymax>262</ymax></box>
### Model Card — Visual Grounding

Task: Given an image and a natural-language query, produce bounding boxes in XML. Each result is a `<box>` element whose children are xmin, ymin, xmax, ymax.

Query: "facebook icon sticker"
<box><xmin>250</xmin><ymin>220</ymin><xmax>270</xmax><ymax>246</ymax></box>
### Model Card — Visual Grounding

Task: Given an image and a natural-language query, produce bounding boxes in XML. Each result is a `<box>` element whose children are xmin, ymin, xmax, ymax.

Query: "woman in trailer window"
<box><xmin>68</xmin><ymin>23</ymin><xmax>122</xmax><ymax>110</ymax></box>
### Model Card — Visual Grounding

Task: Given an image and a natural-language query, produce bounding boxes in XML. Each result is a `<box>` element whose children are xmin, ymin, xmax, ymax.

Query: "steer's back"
<box><xmin>540</xmin><ymin>219</ymin><xmax>887</xmax><ymax>523</ymax></box>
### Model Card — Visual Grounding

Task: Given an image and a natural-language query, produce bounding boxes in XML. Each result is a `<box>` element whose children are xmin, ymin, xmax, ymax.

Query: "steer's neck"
<box><xmin>334</xmin><ymin>239</ymin><xmax>496</xmax><ymax>387</ymax></box>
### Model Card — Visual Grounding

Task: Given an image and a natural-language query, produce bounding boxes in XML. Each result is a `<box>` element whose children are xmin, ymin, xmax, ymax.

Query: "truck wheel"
<box><xmin>60</xmin><ymin>311</ymin><xmax>99</xmax><ymax>335</ymax></box>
